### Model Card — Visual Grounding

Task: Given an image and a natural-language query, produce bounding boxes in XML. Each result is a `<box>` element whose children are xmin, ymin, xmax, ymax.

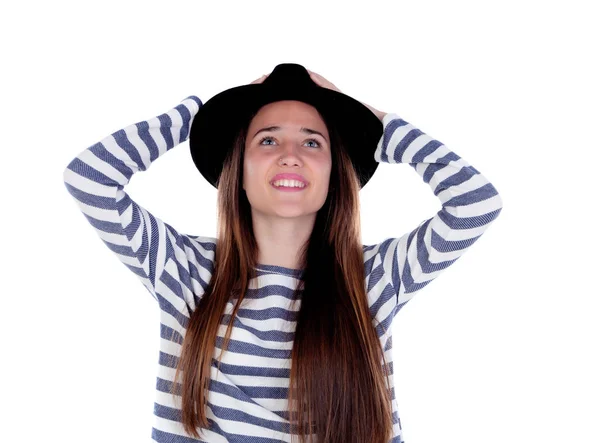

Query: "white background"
<box><xmin>2</xmin><ymin>1</ymin><xmax>598</xmax><ymax>442</ymax></box>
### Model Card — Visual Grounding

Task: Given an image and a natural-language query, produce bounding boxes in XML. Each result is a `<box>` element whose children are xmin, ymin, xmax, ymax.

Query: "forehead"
<box><xmin>248</xmin><ymin>100</ymin><xmax>328</xmax><ymax>135</ymax></box>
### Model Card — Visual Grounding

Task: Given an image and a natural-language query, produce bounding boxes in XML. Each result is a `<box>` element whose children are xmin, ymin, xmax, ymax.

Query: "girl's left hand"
<box><xmin>307</xmin><ymin>69</ymin><xmax>342</xmax><ymax>93</ymax></box>
<box><xmin>307</xmin><ymin>69</ymin><xmax>387</xmax><ymax>122</ymax></box>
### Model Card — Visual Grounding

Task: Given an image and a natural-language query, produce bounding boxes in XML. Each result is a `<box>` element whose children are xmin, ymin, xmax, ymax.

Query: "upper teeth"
<box><xmin>272</xmin><ymin>179</ymin><xmax>306</xmax><ymax>188</ymax></box>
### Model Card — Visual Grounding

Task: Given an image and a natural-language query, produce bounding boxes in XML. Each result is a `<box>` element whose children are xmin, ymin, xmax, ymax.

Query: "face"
<box><xmin>243</xmin><ymin>100</ymin><xmax>332</xmax><ymax>220</ymax></box>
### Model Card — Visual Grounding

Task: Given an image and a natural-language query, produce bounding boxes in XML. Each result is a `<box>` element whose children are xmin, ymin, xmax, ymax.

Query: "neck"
<box><xmin>252</xmin><ymin>211</ymin><xmax>315</xmax><ymax>270</ymax></box>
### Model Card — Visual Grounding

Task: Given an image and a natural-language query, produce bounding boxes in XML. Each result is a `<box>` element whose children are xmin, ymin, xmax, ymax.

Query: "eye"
<box><xmin>258</xmin><ymin>135</ymin><xmax>321</xmax><ymax>148</ymax></box>
<box><xmin>258</xmin><ymin>135</ymin><xmax>275</xmax><ymax>146</ymax></box>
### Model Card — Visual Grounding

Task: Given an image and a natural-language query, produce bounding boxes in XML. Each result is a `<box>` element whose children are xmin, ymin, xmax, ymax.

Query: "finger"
<box><xmin>250</xmin><ymin>74</ymin><xmax>267</xmax><ymax>84</ymax></box>
<box><xmin>312</xmin><ymin>73</ymin><xmax>329</xmax><ymax>86</ymax></box>
<box><xmin>308</xmin><ymin>72</ymin><xmax>321</xmax><ymax>83</ymax></box>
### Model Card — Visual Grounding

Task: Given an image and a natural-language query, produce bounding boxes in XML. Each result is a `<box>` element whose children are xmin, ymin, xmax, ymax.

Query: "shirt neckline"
<box><xmin>254</xmin><ymin>263</ymin><xmax>305</xmax><ymax>278</ymax></box>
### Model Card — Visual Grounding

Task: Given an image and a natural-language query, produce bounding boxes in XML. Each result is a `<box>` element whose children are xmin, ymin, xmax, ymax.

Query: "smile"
<box><xmin>270</xmin><ymin>182</ymin><xmax>308</xmax><ymax>192</ymax></box>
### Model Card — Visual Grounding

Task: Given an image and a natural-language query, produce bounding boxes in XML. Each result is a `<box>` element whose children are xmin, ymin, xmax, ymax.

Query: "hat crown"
<box><xmin>189</xmin><ymin>63</ymin><xmax>382</xmax><ymax>190</ymax></box>
<box><xmin>262</xmin><ymin>63</ymin><xmax>313</xmax><ymax>91</ymax></box>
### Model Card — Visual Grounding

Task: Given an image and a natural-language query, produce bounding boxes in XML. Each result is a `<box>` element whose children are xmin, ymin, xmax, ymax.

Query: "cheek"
<box><xmin>242</xmin><ymin>157</ymin><xmax>250</xmax><ymax>188</ymax></box>
<box><xmin>243</xmin><ymin>157</ymin><xmax>266</xmax><ymax>188</ymax></box>
<box><xmin>244</xmin><ymin>160</ymin><xmax>256</xmax><ymax>179</ymax></box>
<box><xmin>322</xmin><ymin>158</ymin><xmax>333</xmax><ymax>179</ymax></box>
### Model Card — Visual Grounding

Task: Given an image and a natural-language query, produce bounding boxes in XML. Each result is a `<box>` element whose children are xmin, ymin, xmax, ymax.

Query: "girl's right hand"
<box><xmin>250</xmin><ymin>74</ymin><xmax>269</xmax><ymax>84</ymax></box>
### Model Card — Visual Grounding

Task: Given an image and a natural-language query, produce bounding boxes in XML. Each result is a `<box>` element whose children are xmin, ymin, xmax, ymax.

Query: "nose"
<box><xmin>278</xmin><ymin>143</ymin><xmax>303</xmax><ymax>166</ymax></box>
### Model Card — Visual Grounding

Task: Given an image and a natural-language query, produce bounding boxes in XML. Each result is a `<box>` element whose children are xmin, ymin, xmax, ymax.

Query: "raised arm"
<box><xmin>366</xmin><ymin>112</ymin><xmax>503</xmax><ymax>321</ymax></box>
<box><xmin>62</xmin><ymin>96</ymin><xmax>203</xmax><ymax>300</ymax></box>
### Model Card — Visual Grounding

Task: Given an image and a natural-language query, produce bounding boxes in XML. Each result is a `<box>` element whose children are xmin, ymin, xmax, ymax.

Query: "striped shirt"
<box><xmin>62</xmin><ymin>95</ymin><xmax>503</xmax><ymax>442</ymax></box>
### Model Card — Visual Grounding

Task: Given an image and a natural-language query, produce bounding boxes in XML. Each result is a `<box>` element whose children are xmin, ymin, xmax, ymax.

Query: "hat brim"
<box><xmin>189</xmin><ymin>81</ymin><xmax>382</xmax><ymax>190</ymax></box>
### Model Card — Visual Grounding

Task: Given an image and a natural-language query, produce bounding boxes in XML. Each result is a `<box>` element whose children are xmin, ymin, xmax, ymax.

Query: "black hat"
<box><xmin>189</xmin><ymin>63</ymin><xmax>383</xmax><ymax>189</ymax></box>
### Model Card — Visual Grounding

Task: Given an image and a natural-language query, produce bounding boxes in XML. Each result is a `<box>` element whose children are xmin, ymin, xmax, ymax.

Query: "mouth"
<box><xmin>270</xmin><ymin>181</ymin><xmax>308</xmax><ymax>192</ymax></box>
<box><xmin>269</xmin><ymin>173</ymin><xmax>309</xmax><ymax>192</ymax></box>
<box><xmin>270</xmin><ymin>173</ymin><xmax>309</xmax><ymax>185</ymax></box>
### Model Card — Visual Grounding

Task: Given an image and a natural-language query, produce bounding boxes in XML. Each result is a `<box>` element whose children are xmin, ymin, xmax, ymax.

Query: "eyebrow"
<box><xmin>253</xmin><ymin>126</ymin><xmax>328</xmax><ymax>142</ymax></box>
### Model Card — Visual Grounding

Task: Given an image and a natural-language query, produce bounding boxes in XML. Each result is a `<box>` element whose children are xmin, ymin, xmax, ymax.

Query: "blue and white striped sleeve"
<box><xmin>62</xmin><ymin>95</ymin><xmax>203</xmax><ymax>300</ymax></box>
<box><xmin>370</xmin><ymin>112</ymin><xmax>503</xmax><ymax>315</ymax></box>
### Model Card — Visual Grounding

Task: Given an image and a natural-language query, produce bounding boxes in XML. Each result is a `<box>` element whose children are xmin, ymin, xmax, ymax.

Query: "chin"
<box><xmin>271</xmin><ymin>209</ymin><xmax>311</xmax><ymax>218</ymax></box>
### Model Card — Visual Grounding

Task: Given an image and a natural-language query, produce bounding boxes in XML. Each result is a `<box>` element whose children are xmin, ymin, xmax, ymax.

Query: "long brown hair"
<box><xmin>169</xmin><ymin>105</ymin><xmax>393</xmax><ymax>442</ymax></box>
